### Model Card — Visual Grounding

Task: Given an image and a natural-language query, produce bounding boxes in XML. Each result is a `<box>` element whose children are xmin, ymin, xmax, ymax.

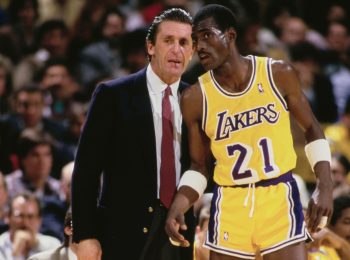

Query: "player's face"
<box><xmin>193</xmin><ymin>17</ymin><xmax>231</xmax><ymax>71</ymax></box>
<box><xmin>147</xmin><ymin>21</ymin><xmax>193</xmax><ymax>84</ymax></box>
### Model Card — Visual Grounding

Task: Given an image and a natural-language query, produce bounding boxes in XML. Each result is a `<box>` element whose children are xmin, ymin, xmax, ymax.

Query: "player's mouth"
<box><xmin>198</xmin><ymin>51</ymin><xmax>210</xmax><ymax>62</ymax></box>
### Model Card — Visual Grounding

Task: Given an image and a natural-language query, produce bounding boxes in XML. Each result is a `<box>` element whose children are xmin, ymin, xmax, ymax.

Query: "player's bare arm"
<box><xmin>165</xmin><ymin>82</ymin><xmax>211</xmax><ymax>246</ymax></box>
<box><xmin>181</xmin><ymin>82</ymin><xmax>212</xmax><ymax>178</ymax></box>
<box><xmin>272</xmin><ymin>59</ymin><xmax>333</xmax><ymax>233</ymax></box>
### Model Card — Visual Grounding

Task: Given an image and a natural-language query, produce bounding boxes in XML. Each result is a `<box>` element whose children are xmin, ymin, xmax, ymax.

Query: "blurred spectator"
<box><xmin>325</xmin><ymin>96</ymin><xmax>350</xmax><ymax>162</ymax></box>
<box><xmin>37</xmin><ymin>0</ymin><xmax>85</xmax><ymax>29</ymax></box>
<box><xmin>0</xmin><ymin>86</ymin><xmax>68</xmax><ymax>175</ymax></box>
<box><xmin>60</xmin><ymin>161</ymin><xmax>73</xmax><ymax>206</ymax></box>
<box><xmin>0</xmin><ymin>0</ymin><xmax>39</xmax><ymax>64</ymax></box>
<box><xmin>5</xmin><ymin>129</ymin><xmax>67</xmax><ymax>240</ymax></box>
<box><xmin>331</xmin><ymin>153</ymin><xmax>350</xmax><ymax>199</ymax></box>
<box><xmin>259</xmin><ymin>0</ymin><xmax>296</xmax><ymax>59</ymax></box>
<box><xmin>327</xmin><ymin>3</ymin><xmax>348</xmax><ymax>24</ymax></box>
<box><xmin>262</xmin><ymin>0</ymin><xmax>297</xmax><ymax>39</ymax></box>
<box><xmin>39</xmin><ymin>57</ymin><xmax>81</xmax><ymax>122</ymax></box>
<box><xmin>0</xmin><ymin>193</ymin><xmax>60</xmax><ymax>260</ymax></box>
<box><xmin>13</xmin><ymin>19</ymin><xmax>70</xmax><ymax>90</ymax></box>
<box><xmin>139</xmin><ymin>0</ymin><xmax>190</xmax><ymax>25</ymax></box>
<box><xmin>330</xmin><ymin>196</ymin><xmax>350</xmax><ymax>246</ymax></box>
<box><xmin>118</xmin><ymin>27</ymin><xmax>148</xmax><ymax>77</ymax></box>
<box><xmin>67</xmin><ymin>1</ymin><xmax>110</xmax><ymax>63</ymax></box>
<box><xmin>236</xmin><ymin>18</ymin><xmax>264</xmax><ymax>56</ymax></box>
<box><xmin>309</xmin><ymin>196</ymin><xmax>350</xmax><ymax>259</ymax></box>
<box><xmin>0</xmin><ymin>54</ymin><xmax>13</xmax><ymax>115</ymax></box>
<box><xmin>79</xmin><ymin>6</ymin><xmax>125</xmax><ymax>87</ymax></box>
<box><xmin>290</xmin><ymin>41</ymin><xmax>338</xmax><ymax>124</ymax></box>
<box><xmin>303</xmin><ymin>0</ymin><xmax>350</xmax><ymax>37</ymax></box>
<box><xmin>322</xmin><ymin>21</ymin><xmax>350</xmax><ymax>117</ymax></box>
<box><xmin>280</xmin><ymin>17</ymin><xmax>307</xmax><ymax>47</ymax></box>
<box><xmin>325</xmin><ymin>21</ymin><xmax>350</xmax><ymax>69</ymax></box>
<box><xmin>0</xmin><ymin>171</ymin><xmax>9</xmax><ymax>234</ymax></box>
<box><xmin>270</xmin><ymin>17</ymin><xmax>327</xmax><ymax>61</ymax></box>
<box><xmin>61</xmin><ymin>103</ymin><xmax>87</xmax><ymax>157</ymax></box>
<box><xmin>28</xmin><ymin>207</ymin><xmax>77</xmax><ymax>260</ymax></box>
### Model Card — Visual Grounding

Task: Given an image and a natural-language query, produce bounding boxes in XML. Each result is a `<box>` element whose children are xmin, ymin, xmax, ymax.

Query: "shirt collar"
<box><xmin>146</xmin><ymin>64</ymin><xmax>180</xmax><ymax>96</ymax></box>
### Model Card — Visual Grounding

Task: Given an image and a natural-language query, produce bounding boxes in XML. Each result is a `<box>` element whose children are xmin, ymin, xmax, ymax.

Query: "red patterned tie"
<box><xmin>160</xmin><ymin>86</ymin><xmax>176</xmax><ymax>208</ymax></box>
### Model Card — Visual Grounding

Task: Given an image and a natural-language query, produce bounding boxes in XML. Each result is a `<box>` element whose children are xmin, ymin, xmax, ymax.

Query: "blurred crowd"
<box><xmin>0</xmin><ymin>0</ymin><xmax>349</xmax><ymax>259</ymax></box>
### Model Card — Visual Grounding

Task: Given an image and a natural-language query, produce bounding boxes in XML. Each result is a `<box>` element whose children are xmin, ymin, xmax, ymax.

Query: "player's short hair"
<box><xmin>193</xmin><ymin>4</ymin><xmax>238</xmax><ymax>33</ymax></box>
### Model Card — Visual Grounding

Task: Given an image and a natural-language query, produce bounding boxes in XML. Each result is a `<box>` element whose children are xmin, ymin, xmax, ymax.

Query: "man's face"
<box><xmin>330</xmin><ymin>158</ymin><xmax>347</xmax><ymax>187</ymax></box>
<box><xmin>281</xmin><ymin>18</ymin><xmax>306</xmax><ymax>46</ymax></box>
<box><xmin>15</xmin><ymin>92</ymin><xmax>44</xmax><ymax>127</ymax></box>
<box><xmin>41</xmin><ymin>65</ymin><xmax>73</xmax><ymax>98</ymax></box>
<box><xmin>22</xmin><ymin>144</ymin><xmax>52</xmax><ymax>182</ymax></box>
<box><xmin>331</xmin><ymin>207</ymin><xmax>350</xmax><ymax>242</ymax></box>
<box><xmin>41</xmin><ymin>29</ymin><xmax>68</xmax><ymax>57</ymax></box>
<box><xmin>327</xmin><ymin>23</ymin><xmax>348</xmax><ymax>52</ymax></box>
<box><xmin>103</xmin><ymin>13</ymin><xmax>124</xmax><ymax>39</ymax></box>
<box><xmin>147</xmin><ymin>21</ymin><xmax>193</xmax><ymax>84</ymax></box>
<box><xmin>9</xmin><ymin>197</ymin><xmax>41</xmax><ymax>238</ymax></box>
<box><xmin>192</xmin><ymin>17</ymin><xmax>231</xmax><ymax>71</ymax></box>
<box><xmin>0</xmin><ymin>174</ymin><xmax>8</xmax><ymax>209</ymax></box>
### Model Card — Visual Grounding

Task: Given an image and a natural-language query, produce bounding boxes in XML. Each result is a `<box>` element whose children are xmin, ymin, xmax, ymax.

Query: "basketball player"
<box><xmin>165</xmin><ymin>4</ymin><xmax>333</xmax><ymax>260</ymax></box>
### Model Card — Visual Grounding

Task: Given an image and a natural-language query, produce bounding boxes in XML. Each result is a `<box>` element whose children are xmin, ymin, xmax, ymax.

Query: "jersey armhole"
<box><xmin>198</xmin><ymin>77</ymin><xmax>208</xmax><ymax>132</ymax></box>
<box><xmin>267</xmin><ymin>58</ymin><xmax>289</xmax><ymax>111</ymax></box>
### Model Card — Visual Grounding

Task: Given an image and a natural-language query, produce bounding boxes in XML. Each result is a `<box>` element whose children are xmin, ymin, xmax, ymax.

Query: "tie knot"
<box><xmin>164</xmin><ymin>86</ymin><xmax>172</xmax><ymax>97</ymax></box>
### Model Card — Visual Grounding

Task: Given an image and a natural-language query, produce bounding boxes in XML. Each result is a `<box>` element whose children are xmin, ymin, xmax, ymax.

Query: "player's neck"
<box><xmin>213</xmin><ymin>55</ymin><xmax>252</xmax><ymax>93</ymax></box>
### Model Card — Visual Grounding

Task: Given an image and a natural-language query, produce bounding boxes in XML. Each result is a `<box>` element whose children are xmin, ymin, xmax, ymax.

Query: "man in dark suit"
<box><xmin>71</xmin><ymin>8</ymin><xmax>195</xmax><ymax>260</ymax></box>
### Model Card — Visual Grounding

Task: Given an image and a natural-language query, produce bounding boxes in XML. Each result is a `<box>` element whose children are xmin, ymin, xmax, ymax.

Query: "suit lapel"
<box><xmin>130</xmin><ymin>68</ymin><xmax>157</xmax><ymax>191</ymax></box>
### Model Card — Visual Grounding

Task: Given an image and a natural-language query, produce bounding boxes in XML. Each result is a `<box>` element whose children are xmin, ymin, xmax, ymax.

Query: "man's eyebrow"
<box><xmin>195</xmin><ymin>28</ymin><xmax>211</xmax><ymax>32</ymax></box>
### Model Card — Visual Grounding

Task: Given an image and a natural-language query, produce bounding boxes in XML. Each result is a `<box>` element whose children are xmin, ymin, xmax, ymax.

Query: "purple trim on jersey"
<box><xmin>267</xmin><ymin>58</ymin><xmax>289</xmax><ymax>111</ymax></box>
<box><xmin>202</xmin><ymin>94</ymin><xmax>208</xmax><ymax>131</ymax></box>
<box><xmin>287</xmin><ymin>182</ymin><xmax>295</xmax><ymax>238</ymax></box>
<box><xmin>204</xmin><ymin>243</ymin><xmax>256</xmax><ymax>259</ymax></box>
<box><xmin>210</xmin><ymin>56</ymin><xmax>256</xmax><ymax>97</ymax></box>
<box><xmin>208</xmin><ymin>184</ymin><xmax>221</xmax><ymax>244</ymax></box>
<box><xmin>290</xmin><ymin>179</ymin><xmax>304</xmax><ymax>236</ymax></box>
<box><xmin>260</xmin><ymin>231</ymin><xmax>308</xmax><ymax>255</ymax></box>
<box><xmin>224</xmin><ymin>171</ymin><xmax>293</xmax><ymax>188</ymax></box>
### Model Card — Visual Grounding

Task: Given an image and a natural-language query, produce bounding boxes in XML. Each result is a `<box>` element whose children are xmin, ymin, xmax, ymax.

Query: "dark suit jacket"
<box><xmin>71</xmin><ymin>68</ymin><xmax>194</xmax><ymax>260</ymax></box>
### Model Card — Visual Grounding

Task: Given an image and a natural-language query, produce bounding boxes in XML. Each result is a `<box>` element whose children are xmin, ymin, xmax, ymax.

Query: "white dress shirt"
<box><xmin>146</xmin><ymin>65</ymin><xmax>182</xmax><ymax>198</ymax></box>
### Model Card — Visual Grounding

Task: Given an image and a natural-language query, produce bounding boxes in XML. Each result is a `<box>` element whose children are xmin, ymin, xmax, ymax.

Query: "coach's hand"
<box><xmin>77</xmin><ymin>238</ymin><xmax>102</xmax><ymax>260</ymax></box>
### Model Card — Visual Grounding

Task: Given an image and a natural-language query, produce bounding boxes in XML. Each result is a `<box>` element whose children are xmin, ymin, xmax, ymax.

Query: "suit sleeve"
<box><xmin>71</xmin><ymin>83</ymin><xmax>116</xmax><ymax>242</ymax></box>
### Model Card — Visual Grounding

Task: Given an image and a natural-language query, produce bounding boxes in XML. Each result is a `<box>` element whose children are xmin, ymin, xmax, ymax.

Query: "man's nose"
<box><xmin>195</xmin><ymin>40</ymin><xmax>206</xmax><ymax>51</ymax></box>
<box><xmin>172</xmin><ymin>41</ymin><xmax>181</xmax><ymax>53</ymax></box>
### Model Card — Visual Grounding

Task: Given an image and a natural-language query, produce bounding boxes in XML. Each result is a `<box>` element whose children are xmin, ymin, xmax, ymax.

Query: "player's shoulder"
<box><xmin>270</xmin><ymin>58</ymin><xmax>294</xmax><ymax>75</ymax></box>
<box><xmin>181</xmin><ymin>81</ymin><xmax>203</xmax><ymax>111</ymax></box>
<box><xmin>182</xmin><ymin>81</ymin><xmax>201</xmax><ymax>99</ymax></box>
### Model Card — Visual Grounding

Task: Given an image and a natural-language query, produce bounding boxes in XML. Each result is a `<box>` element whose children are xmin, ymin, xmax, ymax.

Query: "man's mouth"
<box><xmin>198</xmin><ymin>52</ymin><xmax>210</xmax><ymax>61</ymax></box>
<box><xmin>168</xmin><ymin>59</ymin><xmax>181</xmax><ymax>65</ymax></box>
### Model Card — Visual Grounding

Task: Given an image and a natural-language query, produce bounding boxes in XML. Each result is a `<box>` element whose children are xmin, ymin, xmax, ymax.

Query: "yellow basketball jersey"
<box><xmin>199</xmin><ymin>55</ymin><xmax>296</xmax><ymax>185</ymax></box>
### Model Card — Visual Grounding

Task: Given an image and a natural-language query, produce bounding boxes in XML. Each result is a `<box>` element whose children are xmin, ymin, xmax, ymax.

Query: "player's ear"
<box><xmin>227</xmin><ymin>28</ymin><xmax>237</xmax><ymax>41</ymax></box>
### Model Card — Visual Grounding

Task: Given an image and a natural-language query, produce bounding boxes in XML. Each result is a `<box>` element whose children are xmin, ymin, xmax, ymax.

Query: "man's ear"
<box><xmin>64</xmin><ymin>226</ymin><xmax>72</xmax><ymax>236</ymax></box>
<box><xmin>227</xmin><ymin>28</ymin><xmax>237</xmax><ymax>41</ymax></box>
<box><xmin>146</xmin><ymin>40</ymin><xmax>155</xmax><ymax>56</ymax></box>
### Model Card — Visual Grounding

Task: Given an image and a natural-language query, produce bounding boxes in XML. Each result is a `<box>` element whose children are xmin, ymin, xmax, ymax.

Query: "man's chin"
<box><xmin>166</xmin><ymin>67</ymin><xmax>183</xmax><ymax>77</ymax></box>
